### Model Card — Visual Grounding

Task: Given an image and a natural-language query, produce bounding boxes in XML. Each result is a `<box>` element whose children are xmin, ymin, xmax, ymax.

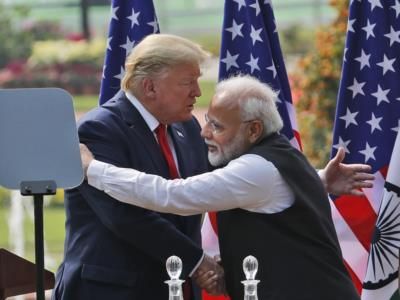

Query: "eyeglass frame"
<box><xmin>204</xmin><ymin>113</ymin><xmax>257</xmax><ymax>135</ymax></box>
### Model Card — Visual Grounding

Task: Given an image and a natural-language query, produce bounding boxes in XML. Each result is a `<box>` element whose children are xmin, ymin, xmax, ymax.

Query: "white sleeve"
<box><xmin>87</xmin><ymin>154</ymin><xmax>279</xmax><ymax>216</ymax></box>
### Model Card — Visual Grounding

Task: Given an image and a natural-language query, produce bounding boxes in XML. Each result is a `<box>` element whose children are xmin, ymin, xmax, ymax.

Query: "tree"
<box><xmin>0</xmin><ymin>2</ymin><xmax>32</xmax><ymax>68</ymax></box>
<box><xmin>292</xmin><ymin>0</ymin><xmax>349</xmax><ymax>167</ymax></box>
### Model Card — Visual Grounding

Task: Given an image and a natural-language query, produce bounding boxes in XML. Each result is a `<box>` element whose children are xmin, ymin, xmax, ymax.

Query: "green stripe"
<box><xmin>391</xmin><ymin>290</ymin><xmax>400</xmax><ymax>300</ymax></box>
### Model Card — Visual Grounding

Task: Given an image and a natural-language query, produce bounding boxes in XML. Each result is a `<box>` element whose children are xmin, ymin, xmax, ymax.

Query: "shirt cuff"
<box><xmin>317</xmin><ymin>169</ymin><xmax>328</xmax><ymax>191</ymax></box>
<box><xmin>189</xmin><ymin>252</ymin><xmax>205</xmax><ymax>277</ymax></box>
<box><xmin>87</xmin><ymin>159</ymin><xmax>109</xmax><ymax>191</ymax></box>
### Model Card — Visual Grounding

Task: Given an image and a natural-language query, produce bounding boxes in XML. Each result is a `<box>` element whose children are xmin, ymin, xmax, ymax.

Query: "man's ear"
<box><xmin>142</xmin><ymin>77</ymin><xmax>156</xmax><ymax>98</ymax></box>
<box><xmin>248</xmin><ymin>120</ymin><xmax>263</xmax><ymax>143</ymax></box>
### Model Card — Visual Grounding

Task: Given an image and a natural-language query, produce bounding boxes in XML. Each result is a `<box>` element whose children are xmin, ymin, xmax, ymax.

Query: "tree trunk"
<box><xmin>80</xmin><ymin>0</ymin><xmax>90</xmax><ymax>41</ymax></box>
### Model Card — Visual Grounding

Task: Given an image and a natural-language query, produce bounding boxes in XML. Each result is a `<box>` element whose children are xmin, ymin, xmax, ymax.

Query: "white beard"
<box><xmin>206</xmin><ymin>133</ymin><xmax>247</xmax><ymax>167</ymax></box>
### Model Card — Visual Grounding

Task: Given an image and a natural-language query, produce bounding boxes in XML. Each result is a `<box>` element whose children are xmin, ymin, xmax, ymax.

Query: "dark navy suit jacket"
<box><xmin>52</xmin><ymin>93</ymin><xmax>209</xmax><ymax>300</ymax></box>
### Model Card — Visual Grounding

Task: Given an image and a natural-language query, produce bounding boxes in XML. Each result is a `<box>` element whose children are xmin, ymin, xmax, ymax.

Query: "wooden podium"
<box><xmin>0</xmin><ymin>249</ymin><xmax>55</xmax><ymax>300</ymax></box>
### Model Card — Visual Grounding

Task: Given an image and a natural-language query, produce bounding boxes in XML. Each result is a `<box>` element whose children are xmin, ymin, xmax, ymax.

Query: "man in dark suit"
<box><xmin>52</xmin><ymin>34</ymin><xmax>222</xmax><ymax>300</ymax></box>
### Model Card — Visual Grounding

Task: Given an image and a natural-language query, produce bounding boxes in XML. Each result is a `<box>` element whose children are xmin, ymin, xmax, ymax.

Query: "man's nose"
<box><xmin>201</xmin><ymin>125</ymin><xmax>212</xmax><ymax>139</ymax></box>
<box><xmin>193</xmin><ymin>81</ymin><xmax>201</xmax><ymax>97</ymax></box>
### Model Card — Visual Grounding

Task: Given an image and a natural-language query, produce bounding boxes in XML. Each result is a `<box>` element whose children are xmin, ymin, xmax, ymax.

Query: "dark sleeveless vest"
<box><xmin>217</xmin><ymin>133</ymin><xmax>360</xmax><ymax>300</ymax></box>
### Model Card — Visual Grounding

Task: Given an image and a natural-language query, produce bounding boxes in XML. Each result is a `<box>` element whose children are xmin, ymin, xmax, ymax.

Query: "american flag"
<box><xmin>99</xmin><ymin>0</ymin><xmax>159</xmax><ymax>104</ymax></box>
<box><xmin>331</xmin><ymin>0</ymin><xmax>400</xmax><ymax>299</ymax></box>
<box><xmin>218</xmin><ymin>0</ymin><xmax>300</xmax><ymax>148</ymax></box>
<box><xmin>202</xmin><ymin>1</ymin><xmax>300</xmax><ymax>299</ymax></box>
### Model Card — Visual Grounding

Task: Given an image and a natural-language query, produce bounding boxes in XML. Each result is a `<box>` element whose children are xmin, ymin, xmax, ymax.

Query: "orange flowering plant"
<box><xmin>291</xmin><ymin>0</ymin><xmax>349</xmax><ymax>167</ymax></box>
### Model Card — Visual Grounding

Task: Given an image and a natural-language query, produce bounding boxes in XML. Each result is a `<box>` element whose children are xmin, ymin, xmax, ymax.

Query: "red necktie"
<box><xmin>155</xmin><ymin>124</ymin><xmax>192</xmax><ymax>299</ymax></box>
<box><xmin>155</xmin><ymin>124</ymin><xmax>179</xmax><ymax>179</ymax></box>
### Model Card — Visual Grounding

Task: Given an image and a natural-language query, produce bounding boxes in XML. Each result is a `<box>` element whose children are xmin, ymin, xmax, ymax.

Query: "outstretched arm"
<box><xmin>80</xmin><ymin>144</ymin><xmax>279</xmax><ymax>215</ymax></box>
<box><xmin>318</xmin><ymin>147</ymin><xmax>374</xmax><ymax>196</ymax></box>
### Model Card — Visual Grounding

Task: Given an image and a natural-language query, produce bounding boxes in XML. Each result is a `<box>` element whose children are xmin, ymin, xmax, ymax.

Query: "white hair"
<box><xmin>215</xmin><ymin>75</ymin><xmax>283</xmax><ymax>137</ymax></box>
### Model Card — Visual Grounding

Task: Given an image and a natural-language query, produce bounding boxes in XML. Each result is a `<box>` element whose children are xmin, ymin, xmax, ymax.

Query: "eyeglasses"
<box><xmin>204</xmin><ymin>114</ymin><xmax>257</xmax><ymax>135</ymax></box>
<box><xmin>204</xmin><ymin>114</ymin><xmax>224</xmax><ymax>134</ymax></box>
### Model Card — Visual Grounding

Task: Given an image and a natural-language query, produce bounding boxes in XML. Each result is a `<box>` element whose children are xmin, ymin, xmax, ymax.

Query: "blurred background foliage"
<box><xmin>0</xmin><ymin>3</ymin><xmax>32</xmax><ymax>68</ymax></box>
<box><xmin>292</xmin><ymin>0</ymin><xmax>349</xmax><ymax>167</ymax></box>
<box><xmin>29</xmin><ymin>39</ymin><xmax>105</xmax><ymax>67</ymax></box>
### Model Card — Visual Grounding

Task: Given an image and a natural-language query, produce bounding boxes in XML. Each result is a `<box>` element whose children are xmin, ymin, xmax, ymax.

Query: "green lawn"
<box><xmin>72</xmin><ymin>94</ymin><xmax>98</xmax><ymax>112</ymax></box>
<box><xmin>0</xmin><ymin>204</ymin><xmax>66</xmax><ymax>273</ymax></box>
<box><xmin>72</xmin><ymin>79</ymin><xmax>216</xmax><ymax>112</ymax></box>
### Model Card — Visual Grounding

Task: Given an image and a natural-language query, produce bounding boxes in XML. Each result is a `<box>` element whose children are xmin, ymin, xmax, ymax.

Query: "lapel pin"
<box><xmin>176</xmin><ymin>130</ymin><xmax>184</xmax><ymax>138</ymax></box>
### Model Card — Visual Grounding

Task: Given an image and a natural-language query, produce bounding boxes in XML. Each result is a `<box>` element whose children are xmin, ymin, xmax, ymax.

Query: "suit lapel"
<box><xmin>113</xmin><ymin>93</ymin><xmax>199</xmax><ymax>179</ymax></box>
<box><xmin>116</xmin><ymin>95</ymin><xmax>169</xmax><ymax>177</ymax></box>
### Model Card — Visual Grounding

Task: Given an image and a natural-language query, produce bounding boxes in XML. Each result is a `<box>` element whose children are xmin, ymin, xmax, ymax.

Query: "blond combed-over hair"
<box><xmin>121</xmin><ymin>34</ymin><xmax>210</xmax><ymax>92</ymax></box>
